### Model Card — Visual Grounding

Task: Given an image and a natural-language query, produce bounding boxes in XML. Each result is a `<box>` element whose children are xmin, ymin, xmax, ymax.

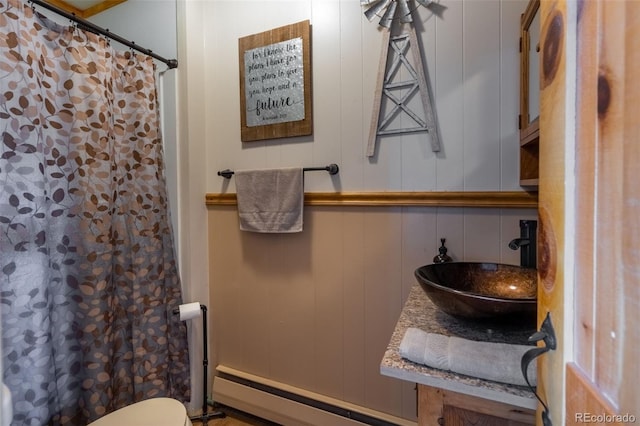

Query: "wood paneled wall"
<box><xmin>203</xmin><ymin>0</ymin><xmax>527</xmax><ymax>193</ymax></box>
<box><xmin>568</xmin><ymin>0</ymin><xmax>639</xmax><ymax>419</ymax></box>
<box><xmin>208</xmin><ymin>206</ymin><xmax>536</xmax><ymax>420</ymax></box>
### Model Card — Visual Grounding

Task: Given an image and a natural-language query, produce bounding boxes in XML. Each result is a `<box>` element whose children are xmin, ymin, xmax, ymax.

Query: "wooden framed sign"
<box><xmin>239</xmin><ymin>20</ymin><xmax>312</xmax><ymax>142</ymax></box>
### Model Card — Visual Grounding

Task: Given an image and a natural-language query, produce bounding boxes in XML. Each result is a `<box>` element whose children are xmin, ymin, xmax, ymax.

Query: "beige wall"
<box><xmin>208</xmin><ymin>205</ymin><xmax>536</xmax><ymax>420</ymax></box>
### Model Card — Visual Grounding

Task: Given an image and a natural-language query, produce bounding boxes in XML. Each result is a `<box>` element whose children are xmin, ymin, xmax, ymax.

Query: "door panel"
<box><xmin>539</xmin><ymin>0</ymin><xmax>640</xmax><ymax>424</ymax></box>
<box><xmin>537</xmin><ymin>0</ymin><xmax>568</xmax><ymax>423</ymax></box>
<box><xmin>566</xmin><ymin>364</ymin><xmax>622</xmax><ymax>426</ymax></box>
<box><xmin>571</xmin><ymin>0</ymin><xmax>638</xmax><ymax>418</ymax></box>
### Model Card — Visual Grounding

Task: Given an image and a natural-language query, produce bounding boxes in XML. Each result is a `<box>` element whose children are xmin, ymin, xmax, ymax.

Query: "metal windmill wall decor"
<box><xmin>362</xmin><ymin>0</ymin><xmax>442</xmax><ymax>157</ymax></box>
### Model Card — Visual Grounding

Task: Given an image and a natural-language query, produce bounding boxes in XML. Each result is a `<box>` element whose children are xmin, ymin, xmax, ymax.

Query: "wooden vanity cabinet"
<box><xmin>417</xmin><ymin>384</ymin><xmax>535</xmax><ymax>426</ymax></box>
<box><xmin>519</xmin><ymin>0</ymin><xmax>540</xmax><ymax>189</ymax></box>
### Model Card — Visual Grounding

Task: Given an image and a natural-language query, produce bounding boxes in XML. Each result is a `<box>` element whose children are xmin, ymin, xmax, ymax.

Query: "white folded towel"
<box><xmin>399</xmin><ymin>327</ymin><xmax>536</xmax><ymax>387</ymax></box>
<box><xmin>235</xmin><ymin>167</ymin><xmax>304</xmax><ymax>233</ymax></box>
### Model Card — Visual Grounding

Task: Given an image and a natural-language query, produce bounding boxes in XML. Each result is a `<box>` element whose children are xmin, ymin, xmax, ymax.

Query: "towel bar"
<box><xmin>217</xmin><ymin>164</ymin><xmax>339</xmax><ymax>179</ymax></box>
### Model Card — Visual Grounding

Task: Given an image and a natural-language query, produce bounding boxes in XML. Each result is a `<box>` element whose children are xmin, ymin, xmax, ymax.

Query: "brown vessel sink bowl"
<box><xmin>414</xmin><ymin>262</ymin><xmax>537</xmax><ymax>321</ymax></box>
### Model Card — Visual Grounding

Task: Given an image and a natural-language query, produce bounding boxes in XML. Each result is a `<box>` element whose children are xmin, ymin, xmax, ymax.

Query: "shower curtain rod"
<box><xmin>28</xmin><ymin>0</ymin><xmax>178</xmax><ymax>69</ymax></box>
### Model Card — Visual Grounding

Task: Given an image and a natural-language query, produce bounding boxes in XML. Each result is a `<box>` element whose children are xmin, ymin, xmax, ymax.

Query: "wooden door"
<box><xmin>538</xmin><ymin>0</ymin><xmax>639</xmax><ymax>425</ymax></box>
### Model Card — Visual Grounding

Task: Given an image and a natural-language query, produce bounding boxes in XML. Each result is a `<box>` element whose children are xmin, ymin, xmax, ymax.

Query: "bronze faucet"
<box><xmin>509</xmin><ymin>220</ymin><xmax>537</xmax><ymax>268</ymax></box>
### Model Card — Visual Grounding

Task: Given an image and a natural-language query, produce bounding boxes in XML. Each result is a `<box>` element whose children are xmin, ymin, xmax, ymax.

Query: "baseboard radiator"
<box><xmin>213</xmin><ymin>365</ymin><xmax>416</xmax><ymax>426</ymax></box>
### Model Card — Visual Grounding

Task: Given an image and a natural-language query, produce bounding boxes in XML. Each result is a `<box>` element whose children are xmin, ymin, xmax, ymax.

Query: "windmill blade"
<box><xmin>364</xmin><ymin>0</ymin><xmax>391</xmax><ymax>22</ymax></box>
<box><xmin>379</xmin><ymin>0</ymin><xmax>397</xmax><ymax>28</ymax></box>
<box><xmin>397</xmin><ymin>0</ymin><xmax>413</xmax><ymax>23</ymax></box>
<box><xmin>420</xmin><ymin>0</ymin><xmax>447</xmax><ymax>19</ymax></box>
<box><xmin>363</xmin><ymin>0</ymin><xmax>445</xmax><ymax>29</ymax></box>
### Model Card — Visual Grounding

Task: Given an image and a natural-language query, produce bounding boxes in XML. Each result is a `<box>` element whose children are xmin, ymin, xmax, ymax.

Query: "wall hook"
<box><xmin>521</xmin><ymin>311</ymin><xmax>556</xmax><ymax>426</ymax></box>
<box><xmin>528</xmin><ymin>313</ymin><xmax>557</xmax><ymax>350</ymax></box>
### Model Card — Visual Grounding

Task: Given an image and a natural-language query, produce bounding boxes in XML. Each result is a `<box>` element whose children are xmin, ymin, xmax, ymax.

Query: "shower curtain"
<box><xmin>0</xmin><ymin>1</ymin><xmax>190</xmax><ymax>424</ymax></box>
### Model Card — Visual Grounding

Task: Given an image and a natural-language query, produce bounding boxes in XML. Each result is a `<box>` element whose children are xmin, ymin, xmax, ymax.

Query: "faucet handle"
<box><xmin>433</xmin><ymin>238</ymin><xmax>453</xmax><ymax>263</ymax></box>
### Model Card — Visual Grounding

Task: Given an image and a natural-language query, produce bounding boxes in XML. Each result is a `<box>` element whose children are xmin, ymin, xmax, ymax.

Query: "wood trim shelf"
<box><xmin>205</xmin><ymin>191</ymin><xmax>538</xmax><ymax>208</ymax></box>
<box><xmin>519</xmin><ymin>179</ymin><xmax>539</xmax><ymax>187</ymax></box>
<box><xmin>520</xmin><ymin>118</ymin><xmax>539</xmax><ymax>147</ymax></box>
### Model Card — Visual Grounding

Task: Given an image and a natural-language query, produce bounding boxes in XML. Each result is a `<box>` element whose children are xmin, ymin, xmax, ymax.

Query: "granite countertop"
<box><xmin>380</xmin><ymin>284</ymin><xmax>537</xmax><ymax>410</ymax></box>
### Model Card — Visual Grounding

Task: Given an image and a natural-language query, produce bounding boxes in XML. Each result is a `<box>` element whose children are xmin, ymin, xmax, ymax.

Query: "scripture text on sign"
<box><xmin>244</xmin><ymin>37</ymin><xmax>304</xmax><ymax>127</ymax></box>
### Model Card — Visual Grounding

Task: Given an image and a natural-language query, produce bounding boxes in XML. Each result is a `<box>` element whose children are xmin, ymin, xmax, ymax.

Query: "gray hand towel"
<box><xmin>235</xmin><ymin>168</ymin><xmax>304</xmax><ymax>233</ymax></box>
<box><xmin>399</xmin><ymin>327</ymin><xmax>536</xmax><ymax>387</ymax></box>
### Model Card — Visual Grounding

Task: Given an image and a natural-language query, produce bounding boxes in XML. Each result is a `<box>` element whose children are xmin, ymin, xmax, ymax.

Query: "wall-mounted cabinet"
<box><xmin>519</xmin><ymin>0</ymin><xmax>540</xmax><ymax>189</ymax></box>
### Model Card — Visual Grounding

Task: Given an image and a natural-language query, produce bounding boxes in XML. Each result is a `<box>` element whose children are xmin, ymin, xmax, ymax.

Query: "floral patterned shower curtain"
<box><xmin>0</xmin><ymin>1</ymin><xmax>190</xmax><ymax>424</ymax></box>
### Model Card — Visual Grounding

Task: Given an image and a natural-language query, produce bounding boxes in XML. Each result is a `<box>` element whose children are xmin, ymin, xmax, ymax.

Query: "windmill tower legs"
<box><xmin>366</xmin><ymin>25</ymin><xmax>441</xmax><ymax>157</ymax></box>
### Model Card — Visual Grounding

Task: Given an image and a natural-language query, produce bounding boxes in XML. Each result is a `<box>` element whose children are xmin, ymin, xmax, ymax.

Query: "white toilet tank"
<box><xmin>88</xmin><ymin>398</ymin><xmax>193</xmax><ymax>426</ymax></box>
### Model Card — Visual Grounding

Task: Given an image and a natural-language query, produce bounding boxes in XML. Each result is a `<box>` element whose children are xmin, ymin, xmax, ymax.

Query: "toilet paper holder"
<box><xmin>173</xmin><ymin>303</ymin><xmax>226</xmax><ymax>424</ymax></box>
